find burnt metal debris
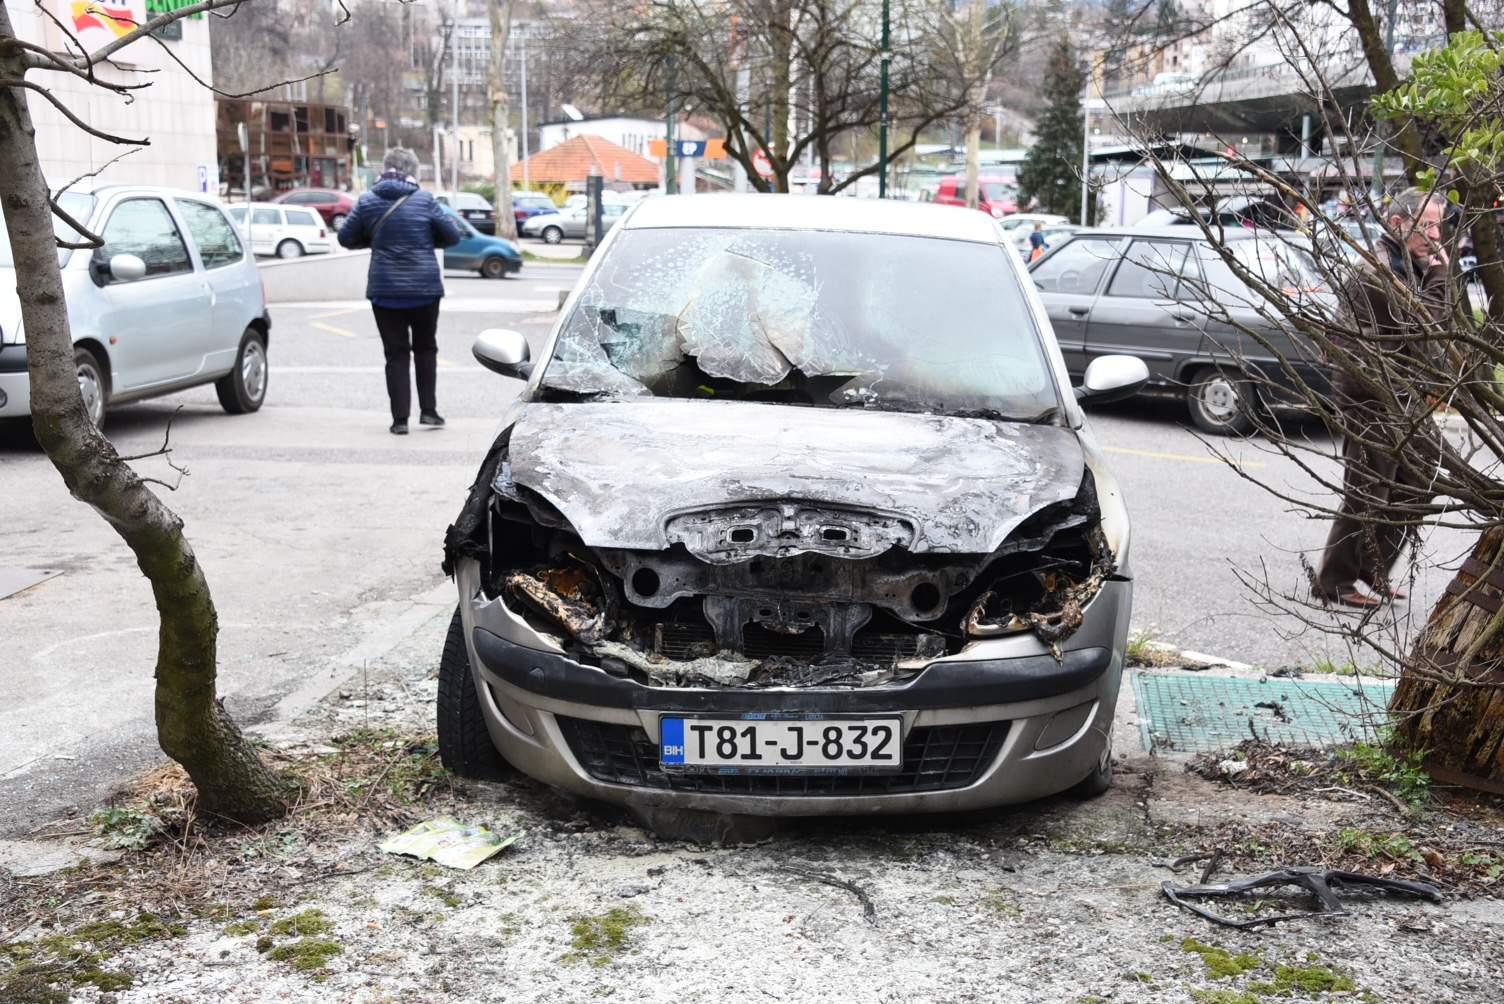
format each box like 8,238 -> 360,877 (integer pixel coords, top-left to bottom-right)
1161,865 -> 1444,929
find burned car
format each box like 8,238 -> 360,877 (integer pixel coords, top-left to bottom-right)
438,194 -> 1147,819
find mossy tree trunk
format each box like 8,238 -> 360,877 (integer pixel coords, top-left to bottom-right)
1391,525 -> 1504,792
0,7 -> 291,823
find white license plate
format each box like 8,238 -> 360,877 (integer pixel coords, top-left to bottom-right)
659,716 -> 902,773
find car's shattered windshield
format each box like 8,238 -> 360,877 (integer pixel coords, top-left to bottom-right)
539,227 -> 1060,420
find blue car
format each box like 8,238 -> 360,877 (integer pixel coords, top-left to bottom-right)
441,207 -> 523,279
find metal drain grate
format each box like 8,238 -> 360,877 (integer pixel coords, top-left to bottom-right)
1131,671 -> 1397,753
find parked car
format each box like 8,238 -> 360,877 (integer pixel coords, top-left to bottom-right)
512,192 -> 558,227
226,202 -> 332,258
997,212 -> 1070,234
521,203 -> 627,244
1015,223 -> 1081,260
272,188 -> 356,230
439,207 -> 523,279
437,193 -> 1146,822
436,192 -> 498,235
933,175 -> 1019,219
0,187 -> 271,429
1028,226 -> 1331,435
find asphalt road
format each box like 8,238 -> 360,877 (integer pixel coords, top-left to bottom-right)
0,261 -> 1471,831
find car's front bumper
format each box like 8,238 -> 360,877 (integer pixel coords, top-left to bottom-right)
454,559 -> 1131,816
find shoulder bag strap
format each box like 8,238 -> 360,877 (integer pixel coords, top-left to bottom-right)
369,193 -> 412,244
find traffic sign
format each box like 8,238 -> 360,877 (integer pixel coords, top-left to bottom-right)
752,148 -> 772,177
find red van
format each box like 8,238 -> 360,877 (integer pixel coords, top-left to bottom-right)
932,175 -> 1019,218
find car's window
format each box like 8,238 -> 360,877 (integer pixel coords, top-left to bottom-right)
98,198 -> 193,279
1030,237 -> 1120,295
980,182 -> 1015,202
1190,240 -> 1327,306
175,200 -> 243,269
227,206 -> 247,223
286,209 -> 320,227
251,208 -> 280,226
1106,240 -> 1192,299
0,192 -> 94,268
542,228 -> 1060,420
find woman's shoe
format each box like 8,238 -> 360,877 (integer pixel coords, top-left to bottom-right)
390,420 -> 409,435
419,410 -> 445,428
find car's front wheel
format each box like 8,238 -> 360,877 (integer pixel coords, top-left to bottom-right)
1186,367 -> 1254,436
541,226 -> 564,245
75,346 -> 107,429
481,256 -> 510,279
275,239 -> 303,259
437,609 -> 509,780
330,214 -> 347,230
1070,726 -> 1114,798
216,328 -> 268,414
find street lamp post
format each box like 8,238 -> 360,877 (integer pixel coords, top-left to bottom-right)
1080,85 -> 1091,226
1369,0 -> 1401,200
878,0 -> 890,198
520,32 -> 530,192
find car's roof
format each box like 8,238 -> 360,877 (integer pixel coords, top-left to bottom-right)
75,185 -> 225,200
1065,225 -> 1281,241
623,194 -> 1002,243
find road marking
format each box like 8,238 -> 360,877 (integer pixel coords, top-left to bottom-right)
1103,445 -> 1266,469
311,321 -> 356,338
310,307 -> 362,321
274,299 -> 558,313
274,365 -> 489,374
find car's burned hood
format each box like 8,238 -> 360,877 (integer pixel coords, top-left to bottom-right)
506,401 -> 1084,554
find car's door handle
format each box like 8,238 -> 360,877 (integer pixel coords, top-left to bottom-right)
1067,306 -> 1091,317
1168,309 -> 1195,323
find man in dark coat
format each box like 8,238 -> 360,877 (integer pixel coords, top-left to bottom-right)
1314,187 -> 1452,608
339,148 -> 463,435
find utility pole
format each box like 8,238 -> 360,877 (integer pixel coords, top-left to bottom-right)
520,31 -> 530,193
1080,82 -> 1091,226
878,0 -> 890,198
665,53 -> 677,195
1369,0 -> 1401,201
450,9 -> 460,194
489,0 -> 516,237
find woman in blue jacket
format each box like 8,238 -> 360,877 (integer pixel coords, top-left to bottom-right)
338,148 -> 463,435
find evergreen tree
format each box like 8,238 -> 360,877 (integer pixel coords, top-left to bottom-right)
1018,36 -> 1085,219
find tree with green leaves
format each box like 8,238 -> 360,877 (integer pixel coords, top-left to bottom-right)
1017,36 -> 1085,219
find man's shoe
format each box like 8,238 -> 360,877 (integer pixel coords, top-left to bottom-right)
1332,589 -> 1383,609
1371,582 -> 1408,601
390,421 -> 409,435
419,410 -> 445,428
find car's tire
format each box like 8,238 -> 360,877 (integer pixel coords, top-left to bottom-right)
215,327 -> 268,414
275,239 -> 303,259
1070,728 -> 1114,798
1186,367 -> 1254,436
481,256 -> 510,279
75,346 -> 108,430
330,214 -> 347,230
542,226 -> 564,245
437,608 -> 509,781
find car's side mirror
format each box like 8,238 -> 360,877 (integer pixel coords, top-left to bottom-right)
91,252 -> 147,286
473,328 -> 531,380
1076,354 -> 1149,404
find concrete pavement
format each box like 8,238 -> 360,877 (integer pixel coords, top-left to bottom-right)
0,262 -> 1472,832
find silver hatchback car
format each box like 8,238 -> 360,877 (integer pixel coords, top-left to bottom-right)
0,186 -> 270,428
438,194 -> 1145,824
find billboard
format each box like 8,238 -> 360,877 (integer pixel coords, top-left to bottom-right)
65,0 -> 147,53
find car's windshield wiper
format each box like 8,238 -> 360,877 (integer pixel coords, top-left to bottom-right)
948,405 -> 1061,425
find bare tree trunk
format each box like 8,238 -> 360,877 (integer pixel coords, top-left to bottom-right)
0,9 -> 290,824
769,0 -> 793,194
963,118 -> 982,209
1391,525 -> 1504,792
1347,0 -> 1424,182
489,0 -> 516,238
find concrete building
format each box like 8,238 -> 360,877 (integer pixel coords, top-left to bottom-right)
11,0 -> 219,193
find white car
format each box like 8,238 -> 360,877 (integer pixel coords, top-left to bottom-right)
0,186 -> 271,429
226,203 -> 332,258
997,212 -> 1070,233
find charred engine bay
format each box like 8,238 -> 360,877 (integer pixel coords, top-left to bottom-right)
478,464 -> 1113,689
